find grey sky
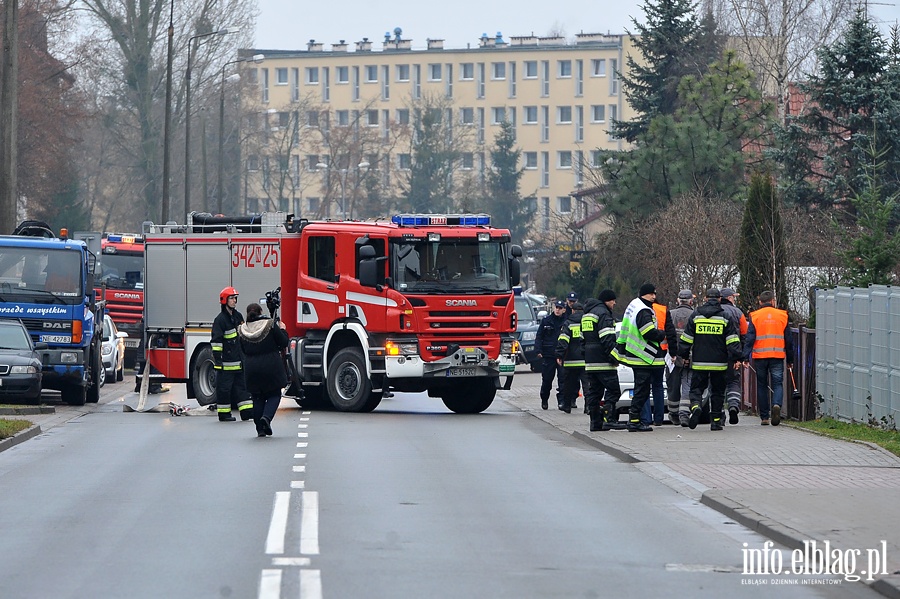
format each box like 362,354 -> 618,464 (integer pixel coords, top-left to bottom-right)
253,0 -> 900,51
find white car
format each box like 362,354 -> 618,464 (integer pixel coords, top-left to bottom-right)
100,314 -> 127,387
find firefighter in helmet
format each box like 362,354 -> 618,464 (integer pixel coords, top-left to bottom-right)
211,286 -> 253,421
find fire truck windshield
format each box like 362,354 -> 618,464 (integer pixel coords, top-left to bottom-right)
391,239 -> 510,293
0,247 -> 83,304
97,253 -> 143,289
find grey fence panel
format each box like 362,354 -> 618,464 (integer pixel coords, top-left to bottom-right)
816,284 -> 900,424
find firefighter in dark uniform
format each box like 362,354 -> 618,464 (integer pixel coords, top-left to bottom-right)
582,289 -> 624,431
555,302 -> 586,413
677,288 -> 743,431
667,290 -> 695,426
535,300 -> 567,410
212,286 -> 253,421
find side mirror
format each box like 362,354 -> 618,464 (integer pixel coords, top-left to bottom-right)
359,245 -> 376,259
359,260 -> 379,288
510,244 -> 523,257
509,257 -> 521,287
537,310 -> 548,320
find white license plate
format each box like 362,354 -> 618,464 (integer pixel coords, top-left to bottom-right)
446,367 -> 476,377
124,339 -> 140,348
41,335 -> 70,343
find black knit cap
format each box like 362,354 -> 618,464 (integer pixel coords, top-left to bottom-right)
639,283 -> 656,296
599,289 -> 616,302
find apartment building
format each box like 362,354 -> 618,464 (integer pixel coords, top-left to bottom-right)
237,31 -> 637,241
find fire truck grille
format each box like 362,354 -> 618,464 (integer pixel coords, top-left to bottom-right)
429,321 -> 492,329
428,311 -> 492,318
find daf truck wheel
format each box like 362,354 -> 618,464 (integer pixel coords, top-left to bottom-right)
326,347 -> 372,412
86,347 -> 102,403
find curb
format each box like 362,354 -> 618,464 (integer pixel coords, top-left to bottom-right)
0,424 -> 42,453
0,406 -> 56,416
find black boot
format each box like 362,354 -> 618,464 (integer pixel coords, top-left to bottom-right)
589,407 -> 604,431
218,412 -> 236,422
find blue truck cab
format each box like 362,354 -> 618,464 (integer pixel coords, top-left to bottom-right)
0,224 -> 102,405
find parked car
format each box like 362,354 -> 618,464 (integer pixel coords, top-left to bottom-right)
514,288 -> 546,371
100,314 -> 127,386
0,319 -> 45,402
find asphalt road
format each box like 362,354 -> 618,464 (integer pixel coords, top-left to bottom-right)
0,373 -> 878,598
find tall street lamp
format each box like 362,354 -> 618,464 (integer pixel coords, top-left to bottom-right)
184,26 -> 238,222
218,53 -> 264,214
316,161 -> 370,220
161,0 -> 175,223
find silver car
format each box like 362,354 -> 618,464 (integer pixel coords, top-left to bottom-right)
100,314 -> 127,386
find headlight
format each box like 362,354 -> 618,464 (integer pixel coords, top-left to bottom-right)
60,352 -> 78,364
521,331 -> 536,342
501,339 -> 518,354
102,344 -> 112,356
385,341 -> 419,356
10,365 -> 38,374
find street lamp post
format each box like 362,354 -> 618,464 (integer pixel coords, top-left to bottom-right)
184,27 -> 238,222
217,53 -> 263,214
316,161 -> 369,220
161,0 -> 175,223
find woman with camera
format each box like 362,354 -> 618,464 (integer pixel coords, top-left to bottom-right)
237,301 -> 289,437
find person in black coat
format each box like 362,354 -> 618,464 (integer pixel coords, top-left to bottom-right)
238,302 -> 290,437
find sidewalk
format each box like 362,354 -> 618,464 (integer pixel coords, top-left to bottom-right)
500,371 -> 900,598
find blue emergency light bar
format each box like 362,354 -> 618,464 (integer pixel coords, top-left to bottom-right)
106,233 -> 144,244
391,214 -> 491,227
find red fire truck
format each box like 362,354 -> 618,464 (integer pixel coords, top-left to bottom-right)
97,233 -> 144,366
143,212 -> 522,413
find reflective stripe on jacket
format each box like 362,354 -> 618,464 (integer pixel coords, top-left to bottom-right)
581,298 -> 617,371
612,297 -> 665,367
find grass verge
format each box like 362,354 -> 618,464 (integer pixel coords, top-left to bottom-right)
791,417 -> 900,458
0,418 -> 33,440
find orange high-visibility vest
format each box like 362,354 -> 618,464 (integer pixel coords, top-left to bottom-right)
653,303 -> 668,352
749,306 -> 788,359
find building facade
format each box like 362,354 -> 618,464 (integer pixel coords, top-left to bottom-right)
237,32 -> 637,243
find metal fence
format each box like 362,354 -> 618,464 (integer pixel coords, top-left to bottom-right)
815,285 -> 900,424
739,326 -> 817,421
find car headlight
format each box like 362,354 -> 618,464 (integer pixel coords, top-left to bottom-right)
102,344 -> 112,356
521,331 -> 536,342
10,365 -> 38,374
385,341 -> 419,356
501,339 -> 519,354
60,352 -> 78,364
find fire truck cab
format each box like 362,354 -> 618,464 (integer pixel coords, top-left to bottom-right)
143,212 -> 522,414
97,233 -> 144,365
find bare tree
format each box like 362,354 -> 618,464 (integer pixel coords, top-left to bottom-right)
707,0 -> 855,122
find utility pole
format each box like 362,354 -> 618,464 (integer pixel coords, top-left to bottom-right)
0,0 -> 19,232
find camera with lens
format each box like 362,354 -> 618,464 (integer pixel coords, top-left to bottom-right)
265,286 -> 282,319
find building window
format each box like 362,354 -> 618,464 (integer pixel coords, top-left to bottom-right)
277,111 -> 289,128
591,105 -> 606,122
290,68 -> 299,101
247,68 -> 258,85
610,59 -> 619,95
396,108 -> 410,125
591,59 -> 606,77
491,62 -> 505,80
491,107 -> 506,124
460,107 -> 474,125
524,60 -> 538,79
558,151 -> 572,169
541,197 -> 550,231
541,152 -> 549,187
305,67 -> 319,84
460,62 -> 474,80
307,197 -> 320,215
541,106 -> 549,142
575,106 -> 583,142
524,151 -> 537,169
396,64 -> 410,81
477,107 -> 485,143
306,111 -> 319,127
352,66 -> 360,100
276,68 -> 288,85
558,196 -> 572,213
428,63 -> 442,81
382,65 -> 390,100
365,65 -> 377,82
336,110 -> 350,126
540,61 -> 549,97
461,153 -> 474,169
261,68 -> 269,103
523,106 -> 538,124
337,66 -> 349,83
591,149 -> 602,167
477,63 -> 485,98
367,110 -> 379,126
247,155 -> 259,171
291,155 -> 300,186
307,155 -> 319,171
398,153 -> 411,169
557,105 -> 572,124
557,60 -> 572,78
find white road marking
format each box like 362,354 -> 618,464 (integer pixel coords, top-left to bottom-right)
291,480 -> 305,489
302,411 -> 311,415
272,557 -> 311,566
265,492 -> 290,555
300,569 -> 322,599
297,442 -> 308,448
300,491 -> 320,555
300,417 -> 310,421
258,569 -> 282,599
298,424 -> 308,429
298,432 -> 308,438
293,465 -> 306,473
294,454 -> 307,459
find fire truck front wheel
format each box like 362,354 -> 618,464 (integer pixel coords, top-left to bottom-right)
326,347 -> 374,412
441,380 -> 496,414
